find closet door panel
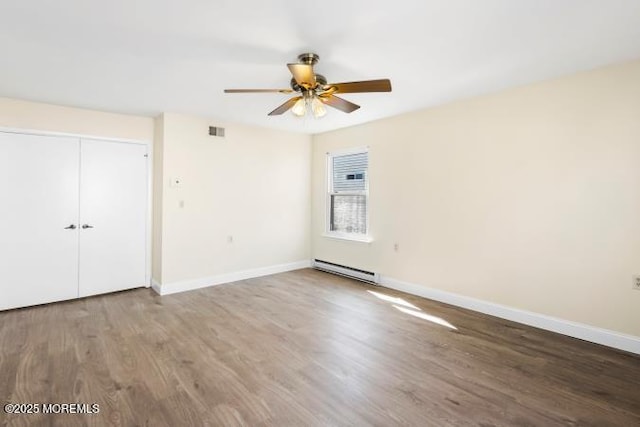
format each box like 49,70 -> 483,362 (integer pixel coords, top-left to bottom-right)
0,132 -> 80,310
79,139 -> 147,297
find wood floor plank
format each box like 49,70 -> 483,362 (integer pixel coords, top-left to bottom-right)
1,268 -> 639,426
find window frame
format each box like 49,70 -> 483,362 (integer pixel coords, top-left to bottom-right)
324,147 -> 372,243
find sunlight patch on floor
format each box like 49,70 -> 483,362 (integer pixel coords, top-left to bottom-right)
393,305 -> 458,330
367,290 -> 420,310
366,289 -> 457,330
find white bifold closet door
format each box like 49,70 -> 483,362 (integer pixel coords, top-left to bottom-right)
79,139 -> 148,298
0,133 -> 80,310
0,132 -> 148,311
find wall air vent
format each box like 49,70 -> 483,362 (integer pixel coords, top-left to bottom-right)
209,126 -> 225,137
313,259 -> 379,284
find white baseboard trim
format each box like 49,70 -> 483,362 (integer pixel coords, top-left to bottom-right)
152,260 -> 312,296
379,275 -> 640,355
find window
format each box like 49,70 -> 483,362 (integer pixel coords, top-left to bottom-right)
327,149 -> 369,240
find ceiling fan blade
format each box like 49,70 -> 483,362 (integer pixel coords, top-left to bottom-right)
326,79 -> 391,94
268,96 -> 303,116
287,63 -> 316,89
224,88 -> 293,94
320,95 -> 361,113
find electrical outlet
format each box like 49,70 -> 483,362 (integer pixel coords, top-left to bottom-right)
393,243 -> 399,252
633,275 -> 640,291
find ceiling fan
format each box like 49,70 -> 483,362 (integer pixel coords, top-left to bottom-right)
224,53 -> 392,118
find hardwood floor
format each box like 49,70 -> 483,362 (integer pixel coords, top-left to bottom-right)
1,268 -> 639,426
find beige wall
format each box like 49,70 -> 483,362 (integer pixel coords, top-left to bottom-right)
155,113 -> 311,285
312,60 -> 640,337
0,97 -> 153,142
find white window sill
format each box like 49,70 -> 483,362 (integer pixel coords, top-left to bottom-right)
322,233 -> 373,243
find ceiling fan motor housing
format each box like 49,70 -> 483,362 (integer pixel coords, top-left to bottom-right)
290,74 -> 326,93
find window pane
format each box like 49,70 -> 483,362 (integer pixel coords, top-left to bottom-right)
330,195 -> 367,234
332,152 -> 368,192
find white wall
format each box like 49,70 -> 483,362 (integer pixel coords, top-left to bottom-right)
312,59 -> 640,337
154,113 -> 311,287
0,97 -> 153,141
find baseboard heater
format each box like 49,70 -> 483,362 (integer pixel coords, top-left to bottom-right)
313,259 -> 380,284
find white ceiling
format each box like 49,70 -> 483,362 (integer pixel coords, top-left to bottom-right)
1,1 -> 640,134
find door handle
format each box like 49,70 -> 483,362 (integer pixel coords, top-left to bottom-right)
81,224 -> 94,229
64,224 -> 77,230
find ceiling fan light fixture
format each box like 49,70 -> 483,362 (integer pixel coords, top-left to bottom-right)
291,98 -> 306,117
311,96 -> 327,118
